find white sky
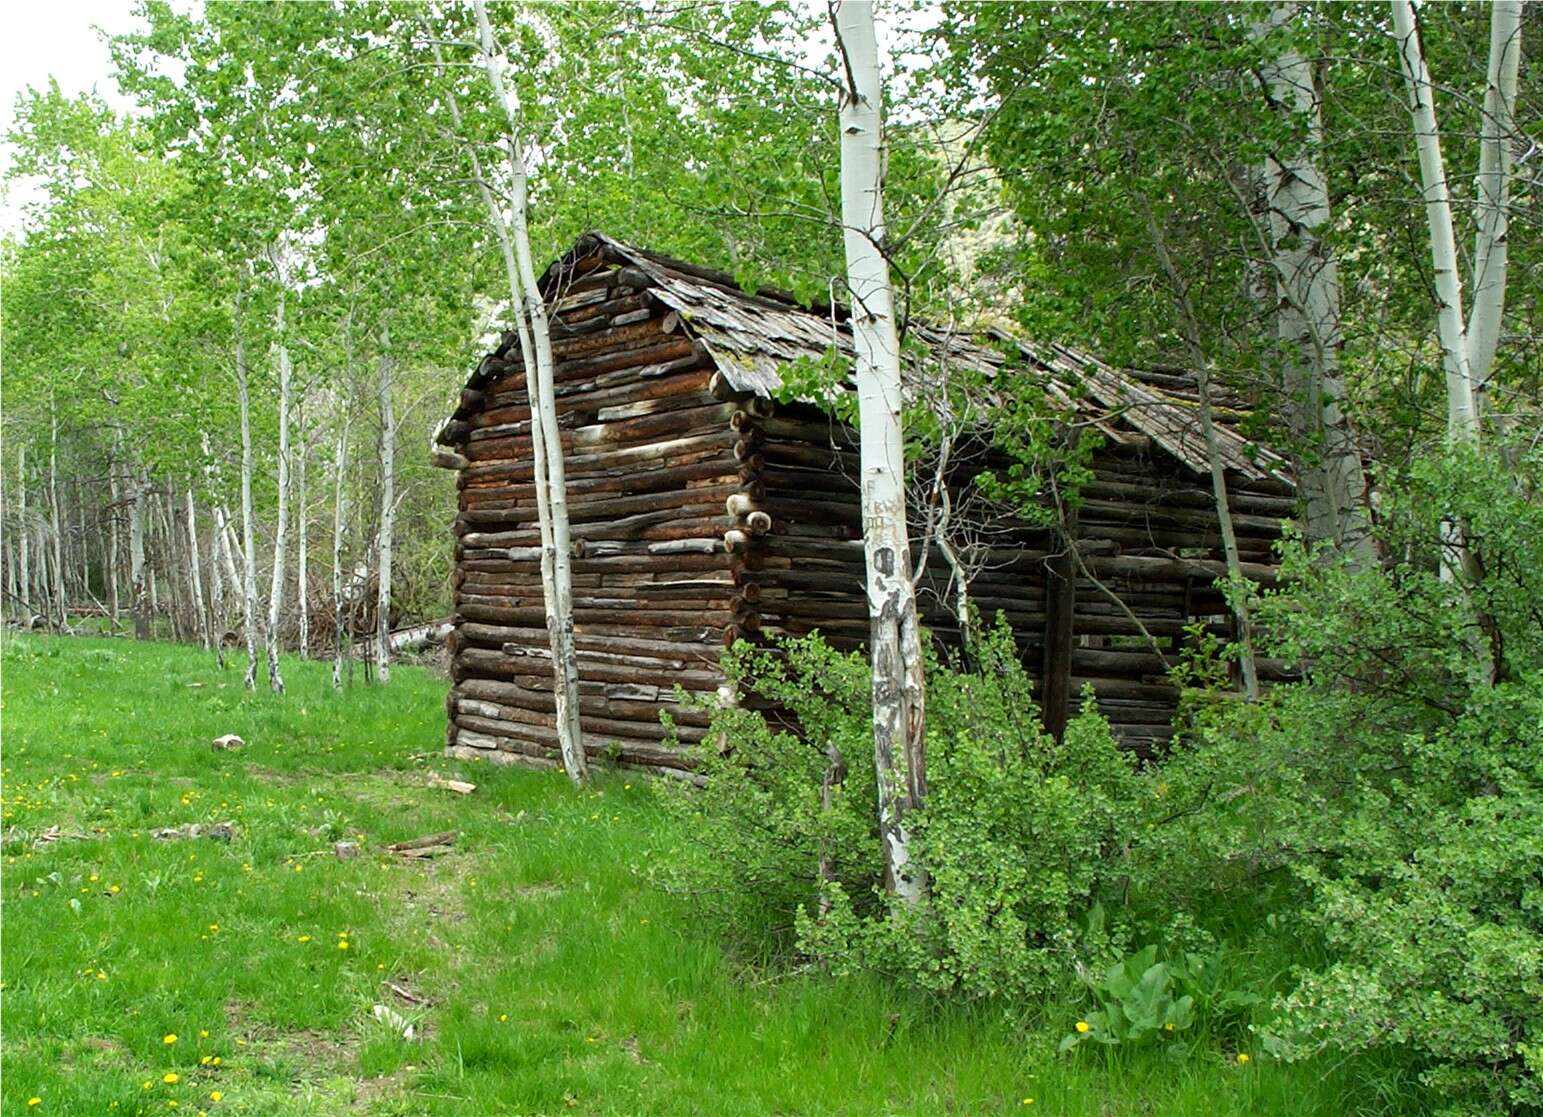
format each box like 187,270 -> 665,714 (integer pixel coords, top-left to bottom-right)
1,0 -> 142,235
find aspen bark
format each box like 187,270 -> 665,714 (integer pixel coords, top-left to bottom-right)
186,489 -> 209,650
1258,2 -> 1373,561
1468,0 -> 1523,398
376,324 -> 396,685
1148,208 -> 1261,699
296,411 -> 309,657
265,283 -> 291,694
209,510 -> 227,669
834,0 -> 927,906
1390,0 -> 1478,443
48,397 -> 65,625
129,476 -> 149,640
17,446 -> 29,618
332,397 -> 351,691
236,288 -> 261,690
464,11 -> 588,784
106,443 -> 119,626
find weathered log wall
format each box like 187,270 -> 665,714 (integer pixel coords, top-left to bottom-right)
437,239 -> 1294,775
441,260 -> 741,780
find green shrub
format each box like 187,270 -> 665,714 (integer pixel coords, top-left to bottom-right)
1139,445 -> 1543,1115
655,623 -> 1142,1000
1058,944 -> 1195,1051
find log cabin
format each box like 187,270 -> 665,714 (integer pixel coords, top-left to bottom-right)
432,232 -> 1296,780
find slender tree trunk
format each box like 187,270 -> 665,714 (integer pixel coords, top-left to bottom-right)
236,288 -> 261,689
17,446 -> 29,619
332,394 -> 352,691
375,324 -> 396,685
107,436 -> 121,627
186,489 -> 209,650
463,12 -> 588,783
1391,0 -> 1479,443
834,0 -> 927,906
209,508 -> 227,669
265,284 -> 292,693
48,396 -> 65,625
1468,0 -> 1523,402
214,507 -> 240,598
129,476 -> 149,640
296,411 -> 309,658
1258,2 -> 1373,562
1147,206 -> 1261,700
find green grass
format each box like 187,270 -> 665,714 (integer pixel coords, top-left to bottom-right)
2,634 -> 1420,1116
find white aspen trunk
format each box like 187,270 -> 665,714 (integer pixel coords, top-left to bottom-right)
186,489 -> 209,650
1467,0 -> 1523,398
296,410 -> 309,657
48,397 -> 65,625
129,476 -> 148,640
236,289 -> 261,689
1391,0 -> 1478,443
834,0 -> 927,906
17,446 -> 29,619
1148,208 -> 1261,699
332,397 -> 351,691
209,508 -> 227,669
265,283 -> 291,693
464,12 -> 589,784
1258,2 -> 1373,562
106,443 -> 120,627
215,509 -> 241,595
1196,367 -> 1261,701
375,324 -> 396,685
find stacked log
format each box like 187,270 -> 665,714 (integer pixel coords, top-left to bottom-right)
439,263 -> 734,778
436,239 -> 1294,774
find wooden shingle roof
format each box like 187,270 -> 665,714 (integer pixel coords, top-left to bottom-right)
457,232 -> 1293,487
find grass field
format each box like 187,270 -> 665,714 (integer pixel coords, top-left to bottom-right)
1,635 -> 1419,1115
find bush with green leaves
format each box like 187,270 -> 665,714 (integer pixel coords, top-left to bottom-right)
1059,943 -> 1196,1052
654,623 -> 1142,1000
1137,445 -> 1543,1115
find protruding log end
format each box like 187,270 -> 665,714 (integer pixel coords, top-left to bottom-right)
725,492 -> 760,518
723,529 -> 750,553
745,510 -> 772,535
431,450 -> 468,471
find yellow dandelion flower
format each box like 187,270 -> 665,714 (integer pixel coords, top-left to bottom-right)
297,935 -> 311,943
1236,1053 -> 1250,1064
163,1034 -> 178,1045
209,1091 -> 222,1102
163,1073 -> 179,1084
1075,1021 -> 1089,1034
89,873 -> 99,882
109,884 -> 121,894
1022,1100 -> 1034,1107
211,1057 -> 221,1066
199,1029 -> 209,1039
1164,1023 -> 1175,1032
143,1082 -> 154,1091
498,1013 -> 509,1023
337,940 -> 349,951
207,924 -> 218,933
28,1099 -> 42,1108
200,1056 -> 211,1066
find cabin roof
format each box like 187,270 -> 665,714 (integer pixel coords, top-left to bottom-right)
458,231 -> 1293,486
